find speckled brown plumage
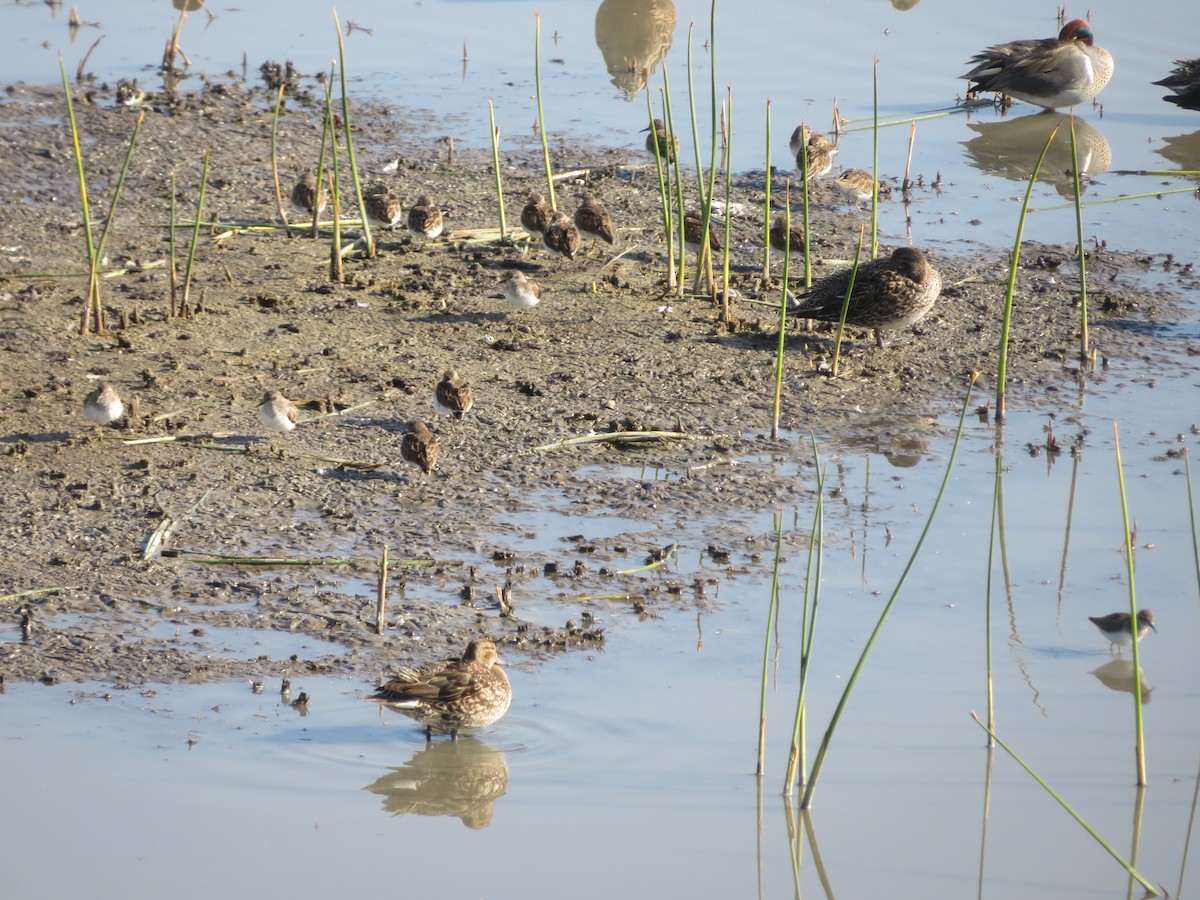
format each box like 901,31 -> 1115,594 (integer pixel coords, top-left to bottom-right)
768,215 -> 805,256
574,194 -> 615,247
291,173 -> 326,216
520,192 -> 553,241
407,194 -> 444,240
543,209 -> 580,260
644,117 -> 678,163
433,369 -> 473,421
400,420 -> 440,475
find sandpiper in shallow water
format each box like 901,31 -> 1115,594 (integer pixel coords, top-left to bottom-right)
504,271 -> 542,310
407,194 -> 444,241
259,390 -> 299,433
400,420 -> 439,475
1089,610 -> 1156,653
789,246 -> 942,348
433,370 -> 473,422
368,639 -> 512,739
962,19 -> 1114,109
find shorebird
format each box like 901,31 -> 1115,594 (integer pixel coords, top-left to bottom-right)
683,209 -> 722,257
368,639 -> 512,740
1089,610 -> 1157,654
962,19 -> 1114,109
789,246 -> 942,348
83,381 -> 124,435
835,168 -> 881,210
543,209 -> 581,261
788,123 -> 812,159
364,189 -> 403,230
1154,58 -> 1200,110
259,390 -> 299,433
407,194 -> 444,242
796,132 -> 837,181
400,420 -> 439,475
291,173 -> 326,217
574,194 -> 615,252
433,369 -> 473,422
643,117 -> 679,164
520,192 -> 553,243
504,271 -> 542,310
768,215 -> 805,259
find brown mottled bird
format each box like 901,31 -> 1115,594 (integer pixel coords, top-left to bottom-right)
643,117 -> 678,164
574,193 -> 615,251
796,131 -> 837,181
291,172 -> 327,217
407,194 -> 444,241
683,209 -> 722,257
433,369 -> 473,422
368,639 -> 513,739
520,192 -> 553,243
259,390 -> 299,433
789,247 -> 942,348
364,189 -> 403,229
400,420 -> 440,475
82,381 -> 124,435
768,215 -> 805,258
543,209 -> 580,261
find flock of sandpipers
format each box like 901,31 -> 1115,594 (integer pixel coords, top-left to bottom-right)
80,17 -> 1175,738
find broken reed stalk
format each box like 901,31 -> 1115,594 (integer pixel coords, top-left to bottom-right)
533,13 -> 556,210
647,89 -> 675,289
784,446 -> 826,793
870,57 -> 880,259
168,172 -> 178,316
270,84 -> 291,237
1068,114 -> 1089,362
770,178 -> 791,440
375,546 -> 388,634
830,225 -> 866,377
996,122 -> 1059,420
970,712 -> 1160,894
60,54 -> 101,335
0,587 -> 73,604
757,509 -> 787,778
332,8 -> 373,257
181,146 -> 211,318
800,372 -> 977,810
533,430 -> 695,452
1113,423 -> 1149,786
720,85 -> 733,319
488,100 -> 507,237
762,99 -> 772,281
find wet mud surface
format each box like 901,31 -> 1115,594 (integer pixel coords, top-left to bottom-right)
0,77 -> 1189,686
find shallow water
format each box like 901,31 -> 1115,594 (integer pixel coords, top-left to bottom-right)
4,1 -> 1200,897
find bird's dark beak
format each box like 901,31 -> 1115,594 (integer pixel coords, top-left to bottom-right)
1148,621 -> 1158,632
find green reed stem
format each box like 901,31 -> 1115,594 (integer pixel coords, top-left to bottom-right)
840,110 -> 951,132
983,438 -> 1001,743
830,225 -> 865,377
757,509 -> 786,777
311,68 -> 334,238
647,90 -> 675,288
800,123 -> 812,288
1068,114 -> 1089,362
763,99 -> 772,281
168,172 -> 178,316
533,13 -> 556,210
332,8 -> 373,257
870,57 -> 879,258
721,86 -> 732,318
181,147 -> 210,316
770,178 -> 792,440
785,449 -> 825,794
684,21 -> 715,294
488,100 -> 507,237
1113,423 -> 1148,786
995,122 -> 1059,420
60,54 -> 100,335
970,712 -> 1160,894
270,84 -> 290,237
801,373 -> 977,810
1031,186 -> 1196,212
661,66 -> 686,293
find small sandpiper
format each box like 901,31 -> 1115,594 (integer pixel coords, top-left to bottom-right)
364,189 -> 403,230
259,390 -> 299,433
291,173 -> 326,217
835,168 -> 882,210
504,271 -> 542,310
768,215 -> 805,258
574,194 -> 615,252
367,639 -> 512,740
789,246 -> 942,348
520,192 -> 553,244
433,370 -> 473,422
788,124 -> 812,159
643,117 -> 679,164
796,132 -> 837,181
683,209 -> 723,258
1089,610 -> 1156,654
543,209 -> 581,261
407,194 -> 444,242
401,420 -> 439,475
83,381 -> 124,436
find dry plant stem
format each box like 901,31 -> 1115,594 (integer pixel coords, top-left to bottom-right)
969,713 -> 1160,895
830,225 -> 865,377
533,430 -> 696,452
270,84 -> 291,238
332,8 -> 373,257
533,13 -> 556,210
1113,423 -> 1148,786
60,54 -> 100,335
996,122 -> 1059,419
488,100 -> 507,237
0,587 -> 73,604
762,99 -> 772,281
757,510 -> 787,778
168,172 -> 178,317
1068,114 -> 1089,361
325,75 -> 344,283
375,546 -> 388,635
181,146 -> 211,318
801,373 -> 977,810
799,121 -> 812,288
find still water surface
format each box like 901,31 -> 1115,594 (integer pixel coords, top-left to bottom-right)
3,0 -> 1200,897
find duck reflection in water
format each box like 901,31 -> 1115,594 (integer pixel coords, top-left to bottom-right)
594,0 -> 676,100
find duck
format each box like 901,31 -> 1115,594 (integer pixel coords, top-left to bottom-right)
1154,58 -> 1200,111
962,19 -> 1114,109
